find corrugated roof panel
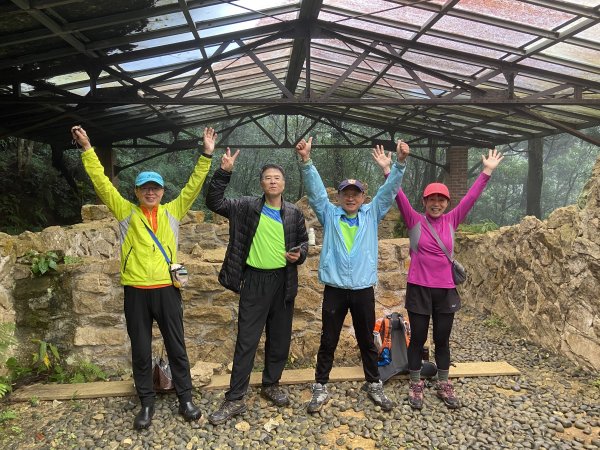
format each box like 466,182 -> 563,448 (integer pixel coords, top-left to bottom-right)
432,15 -> 536,48
455,0 -> 575,28
541,42 -> 600,68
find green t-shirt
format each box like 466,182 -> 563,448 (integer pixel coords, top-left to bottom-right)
246,204 -> 286,269
339,214 -> 359,253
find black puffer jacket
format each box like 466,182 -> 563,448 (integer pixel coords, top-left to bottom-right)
206,168 -> 308,302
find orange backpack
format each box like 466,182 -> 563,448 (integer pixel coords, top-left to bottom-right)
373,317 -> 392,366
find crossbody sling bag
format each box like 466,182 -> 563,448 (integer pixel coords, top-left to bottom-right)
141,221 -> 189,288
424,217 -> 467,285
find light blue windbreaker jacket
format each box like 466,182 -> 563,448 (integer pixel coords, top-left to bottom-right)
302,160 -> 406,289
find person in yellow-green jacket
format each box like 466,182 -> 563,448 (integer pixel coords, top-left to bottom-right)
71,125 -> 215,430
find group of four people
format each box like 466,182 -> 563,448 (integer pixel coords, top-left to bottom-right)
71,125 -> 503,430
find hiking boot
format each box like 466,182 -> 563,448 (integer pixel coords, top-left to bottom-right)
362,380 -> 395,411
306,383 -> 329,413
178,401 -> 202,422
133,405 -> 155,430
261,384 -> 290,407
408,380 -> 425,410
207,399 -> 247,425
435,381 -> 460,409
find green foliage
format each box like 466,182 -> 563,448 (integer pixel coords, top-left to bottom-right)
67,359 -> 107,383
0,410 -> 17,423
63,255 -> 83,265
18,250 -> 82,276
0,324 -> 16,399
4,340 -> 107,391
23,250 -> 60,276
0,323 -> 16,360
31,339 -> 60,373
5,357 -> 32,380
482,315 -> 508,329
0,380 -> 11,398
29,396 -> 40,407
591,378 -> 600,390
2,123 -> 598,234
0,138 -> 86,234
458,220 -> 499,234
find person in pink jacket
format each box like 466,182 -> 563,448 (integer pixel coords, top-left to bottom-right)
373,146 -> 503,410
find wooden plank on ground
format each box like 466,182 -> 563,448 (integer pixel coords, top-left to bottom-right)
204,361 -> 520,390
9,361 -> 519,401
10,380 -> 136,402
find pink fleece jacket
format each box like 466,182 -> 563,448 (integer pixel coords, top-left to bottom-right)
395,173 -> 491,288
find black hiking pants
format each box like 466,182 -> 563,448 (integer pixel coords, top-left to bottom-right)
226,266 -> 293,401
407,310 -> 455,372
315,285 -> 380,384
124,285 -> 193,407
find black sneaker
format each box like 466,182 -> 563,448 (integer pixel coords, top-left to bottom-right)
261,384 -> 290,407
306,383 -> 329,413
207,399 -> 247,425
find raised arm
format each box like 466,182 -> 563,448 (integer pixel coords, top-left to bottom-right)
296,137 -> 332,224
72,125 -> 131,219
482,148 -> 504,175
372,141 -> 419,228
369,140 -> 409,221
449,148 -> 504,226
167,127 -> 217,218
205,147 -> 241,218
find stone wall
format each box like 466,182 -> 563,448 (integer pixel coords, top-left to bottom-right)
456,156 -> 600,371
1,170 -> 599,373
0,196 -> 407,373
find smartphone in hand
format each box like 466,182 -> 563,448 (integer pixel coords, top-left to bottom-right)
288,242 -> 307,253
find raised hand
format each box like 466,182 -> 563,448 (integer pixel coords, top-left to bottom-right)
482,148 -> 504,175
371,145 -> 392,174
220,147 -> 240,172
70,125 -> 92,151
203,127 -> 217,155
295,137 -> 313,162
396,139 -> 410,163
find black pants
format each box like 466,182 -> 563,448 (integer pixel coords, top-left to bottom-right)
226,267 -> 293,401
407,311 -> 455,371
315,285 -> 380,384
124,285 -> 193,407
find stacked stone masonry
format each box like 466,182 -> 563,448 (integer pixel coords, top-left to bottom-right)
0,170 -> 598,373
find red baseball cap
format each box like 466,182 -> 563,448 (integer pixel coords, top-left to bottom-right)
423,182 -> 450,200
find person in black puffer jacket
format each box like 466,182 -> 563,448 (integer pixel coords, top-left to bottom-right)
206,147 -> 308,426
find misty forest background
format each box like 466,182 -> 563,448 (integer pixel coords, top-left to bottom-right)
1,115 -> 599,235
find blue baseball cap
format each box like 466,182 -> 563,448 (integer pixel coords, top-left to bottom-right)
338,179 -> 365,193
135,171 -> 164,187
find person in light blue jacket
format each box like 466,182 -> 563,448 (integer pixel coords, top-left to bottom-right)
295,137 -> 409,414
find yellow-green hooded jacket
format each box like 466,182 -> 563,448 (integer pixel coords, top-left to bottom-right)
82,148 -> 211,286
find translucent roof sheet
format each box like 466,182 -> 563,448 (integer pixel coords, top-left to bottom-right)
0,0 -> 599,149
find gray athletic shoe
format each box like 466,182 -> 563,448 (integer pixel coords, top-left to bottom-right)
362,380 -> 395,411
306,383 -> 329,413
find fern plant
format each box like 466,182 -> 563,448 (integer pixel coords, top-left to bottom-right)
68,359 -> 107,383
0,323 -> 16,399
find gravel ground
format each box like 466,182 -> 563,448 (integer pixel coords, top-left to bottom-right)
1,307 -> 599,450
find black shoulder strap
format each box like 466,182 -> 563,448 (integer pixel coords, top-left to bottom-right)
389,312 -> 401,330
